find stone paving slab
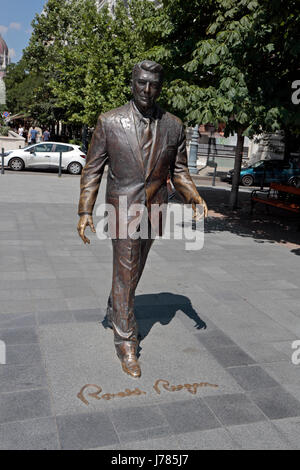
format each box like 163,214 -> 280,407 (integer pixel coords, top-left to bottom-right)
0,417 -> 60,450
203,393 -> 267,427
225,421 -> 294,450
0,174 -> 299,449
272,417 -> 300,450
0,389 -> 52,425
175,428 -> 238,450
0,362 -> 48,394
56,411 -> 119,450
248,387 -> 300,420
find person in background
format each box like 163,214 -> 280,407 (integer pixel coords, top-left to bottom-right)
29,126 -> 38,144
43,129 -> 50,142
18,125 -> 24,137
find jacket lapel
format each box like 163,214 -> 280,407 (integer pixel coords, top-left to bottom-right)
120,104 -> 145,175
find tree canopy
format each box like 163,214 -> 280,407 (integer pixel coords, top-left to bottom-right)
4,0 -> 300,207
140,0 -> 300,206
5,0 -> 300,134
18,0 -> 160,126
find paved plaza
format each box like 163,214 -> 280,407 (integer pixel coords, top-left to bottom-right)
0,172 -> 299,450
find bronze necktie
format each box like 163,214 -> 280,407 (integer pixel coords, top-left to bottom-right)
140,117 -> 153,166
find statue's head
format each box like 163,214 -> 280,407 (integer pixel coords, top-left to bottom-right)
131,60 -> 164,114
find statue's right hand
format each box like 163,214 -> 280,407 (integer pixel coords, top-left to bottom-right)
77,214 -> 96,245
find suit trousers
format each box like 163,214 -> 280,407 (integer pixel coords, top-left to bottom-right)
107,235 -> 154,359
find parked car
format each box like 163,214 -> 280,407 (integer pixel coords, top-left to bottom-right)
226,160 -> 300,187
3,142 -> 86,175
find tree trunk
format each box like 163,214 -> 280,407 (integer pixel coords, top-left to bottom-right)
82,124 -> 88,153
229,127 -> 245,210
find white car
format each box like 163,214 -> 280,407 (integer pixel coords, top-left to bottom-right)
3,142 -> 87,175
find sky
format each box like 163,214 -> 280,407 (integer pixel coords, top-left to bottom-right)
0,0 -> 46,63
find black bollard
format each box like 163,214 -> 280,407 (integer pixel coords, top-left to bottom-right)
1,148 -> 4,175
260,164 -> 266,190
212,162 -> 217,187
58,151 -> 62,177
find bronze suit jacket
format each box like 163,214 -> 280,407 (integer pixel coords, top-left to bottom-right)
78,101 -> 201,237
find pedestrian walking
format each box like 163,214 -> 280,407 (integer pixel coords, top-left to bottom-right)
29,126 -> 38,144
43,129 -> 50,141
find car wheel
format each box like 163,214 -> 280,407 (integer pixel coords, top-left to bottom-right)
9,157 -> 25,171
241,175 -> 254,186
288,177 -> 300,188
67,162 -> 82,175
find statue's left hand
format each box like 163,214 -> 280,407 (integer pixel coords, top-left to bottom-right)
77,214 -> 96,244
192,197 -> 208,220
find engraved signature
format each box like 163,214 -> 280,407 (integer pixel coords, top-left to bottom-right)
77,384 -> 146,405
77,379 -> 218,406
153,379 -> 218,395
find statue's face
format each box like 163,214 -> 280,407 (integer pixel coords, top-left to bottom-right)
132,69 -> 162,113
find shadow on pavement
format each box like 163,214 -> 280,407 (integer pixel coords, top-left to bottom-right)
102,292 -> 207,359
196,186 -> 300,255
134,292 -> 207,358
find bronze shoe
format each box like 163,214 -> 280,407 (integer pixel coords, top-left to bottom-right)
121,354 -> 141,378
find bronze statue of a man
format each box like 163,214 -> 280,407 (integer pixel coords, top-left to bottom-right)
77,60 -> 207,378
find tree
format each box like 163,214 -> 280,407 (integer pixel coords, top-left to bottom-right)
23,0 -> 98,129
80,0 -> 153,125
8,0 -> 300,209
4,60 -> 41,116
138,0 -> 300,208
0,111 -> 10,136
23,0 -> 158,128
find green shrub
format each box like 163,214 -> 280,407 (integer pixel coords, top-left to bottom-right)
68,138 -> 82,146
0,126 -> 10,137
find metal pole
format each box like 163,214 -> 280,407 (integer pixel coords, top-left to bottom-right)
229,128 -> 245,209
212,163 -> 217,187
260,164 -> 266,190
82,124 -> 88,154
1,148 -> 4,175
58,151 -> 62,177
188,125 -> 199,174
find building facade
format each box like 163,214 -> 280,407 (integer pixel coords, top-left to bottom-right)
0,34 -> 10,105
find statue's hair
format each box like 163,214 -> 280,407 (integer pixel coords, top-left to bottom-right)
132,60 -> 164,83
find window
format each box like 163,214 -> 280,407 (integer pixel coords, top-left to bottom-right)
252,161 -> 263,168
53,144 -> 73,153
34,144 -> 53,152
